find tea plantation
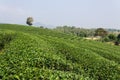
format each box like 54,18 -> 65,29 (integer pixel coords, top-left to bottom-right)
0,24 -> 120,80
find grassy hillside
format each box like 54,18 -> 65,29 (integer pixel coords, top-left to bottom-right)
0,24 -> 120,80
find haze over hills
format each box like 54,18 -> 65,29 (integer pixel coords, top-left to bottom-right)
1,1 -> 120,29
34,22 -> 54,28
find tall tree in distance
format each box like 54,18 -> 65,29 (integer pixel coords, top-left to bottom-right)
26,17 -> 34,26
94,28 -> 108,37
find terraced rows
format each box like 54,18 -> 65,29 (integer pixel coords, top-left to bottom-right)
0,24 -> 120,80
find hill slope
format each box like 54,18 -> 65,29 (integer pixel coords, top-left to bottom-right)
0,24 -> 120,80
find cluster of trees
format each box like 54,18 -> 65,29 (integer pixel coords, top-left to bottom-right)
94,28 -> 108,37
103,33 -> 120,45
54,26 -> 120,45
92,28 -> 120,45
54,26 -> 95,37
54,26 -> 111,38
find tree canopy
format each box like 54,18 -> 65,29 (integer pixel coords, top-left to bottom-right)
26,17 -> 34,26
94,28 -> 108,37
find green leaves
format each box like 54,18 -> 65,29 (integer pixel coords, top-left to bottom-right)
0,24 -> 120,79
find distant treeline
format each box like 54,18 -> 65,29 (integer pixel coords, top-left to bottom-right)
53,26 -> 120,45
53,26 -> 120,37
53,26 -> 95,37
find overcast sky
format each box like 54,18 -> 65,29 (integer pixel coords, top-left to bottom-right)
0,0 -> 120,28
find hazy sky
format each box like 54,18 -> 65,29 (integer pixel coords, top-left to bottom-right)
0,0 -> 120,28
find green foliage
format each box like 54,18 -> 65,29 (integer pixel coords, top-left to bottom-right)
102,34 -> 117,42
54,26 -> 95,37
117,34 -> 120,41
0,31 -> 15,50
0,24 -> 120,79
102,36 -> 110,42
26,17 -> 33,26
95,28 -> 108,37
108,34 -> 117,41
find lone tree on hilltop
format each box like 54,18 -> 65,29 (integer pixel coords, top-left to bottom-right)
26,17 -> 33,26
94,28 -> 108,37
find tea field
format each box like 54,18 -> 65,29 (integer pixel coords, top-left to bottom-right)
0,24 -> 120,80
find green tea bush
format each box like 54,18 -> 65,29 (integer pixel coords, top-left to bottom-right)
0,24 -> 120,79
